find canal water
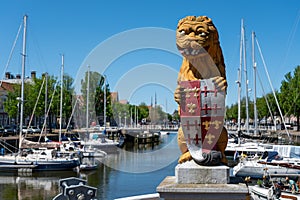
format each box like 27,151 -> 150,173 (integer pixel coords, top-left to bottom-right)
0,132 -> 180,200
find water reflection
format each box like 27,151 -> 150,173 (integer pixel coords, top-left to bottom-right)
102,132 -> 179,173
0,170 -> 78,200
90,132 -> 179,199
0,133 -> 179,200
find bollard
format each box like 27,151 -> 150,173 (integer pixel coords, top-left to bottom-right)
53,177 -> 97,200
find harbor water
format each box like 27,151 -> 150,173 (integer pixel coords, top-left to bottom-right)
0,132 -> 180,200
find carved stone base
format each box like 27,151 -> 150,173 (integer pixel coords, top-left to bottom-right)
157,176 -> 249,200
156,160 -> 250,199
175,160 -> 230,184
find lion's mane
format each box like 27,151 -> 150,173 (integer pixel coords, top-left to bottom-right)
176,16 -> 226,83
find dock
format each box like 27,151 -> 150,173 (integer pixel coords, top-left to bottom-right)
135,132 -> 160,147
0,164 -> 37,174
119,128 -> 161,148
0,164 -> 37,169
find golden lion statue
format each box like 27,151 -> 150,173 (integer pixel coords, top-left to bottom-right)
174,16 -> 228,165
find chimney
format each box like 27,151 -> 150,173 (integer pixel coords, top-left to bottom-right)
16,74 -> 21,79
5,72 -> 11,79
31,71 -> 36,79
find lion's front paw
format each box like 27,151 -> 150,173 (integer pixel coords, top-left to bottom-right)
174,85 -> 182,105
178,151 -> 192,164
212,76 -> 227,92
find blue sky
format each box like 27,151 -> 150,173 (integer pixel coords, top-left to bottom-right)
0,0 -> 299,113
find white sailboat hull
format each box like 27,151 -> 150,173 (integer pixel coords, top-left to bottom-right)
0,149 -> 80,171
233,159 -> 300,179
250,185 -> 300,200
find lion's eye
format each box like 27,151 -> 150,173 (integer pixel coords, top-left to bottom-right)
179,30 -> 185,35
199,32 -> 206,37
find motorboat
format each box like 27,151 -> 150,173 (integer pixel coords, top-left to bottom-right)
233,151 -> 300,179
79,132 -> 119,154
250,175 -> 300,200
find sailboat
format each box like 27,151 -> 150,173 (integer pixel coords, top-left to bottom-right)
226,19 -> 256,160
230,22 -> 300,179
0,15 -> 80,172
230,19 -> 291,140
225,20 -> 275,164
78,67 -> 119,154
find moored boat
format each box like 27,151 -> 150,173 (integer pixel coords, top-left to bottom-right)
250,184 -> 300,200
0,15 -> 80,172
79,132 -> 119,153
250,175 -> 300,200
233,151 -> 300,179
0,148 -> 80,171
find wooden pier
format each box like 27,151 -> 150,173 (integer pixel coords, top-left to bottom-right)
135,133 -> 160,147
121,129 -> 161,148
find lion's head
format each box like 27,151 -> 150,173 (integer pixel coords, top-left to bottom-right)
176,16 -> 219,58
176,16 -> 225,79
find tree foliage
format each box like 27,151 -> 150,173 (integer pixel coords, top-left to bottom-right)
4,73 -> 74,127
226,65 -> 300,130
80,71 -> 113,126
279,65 -> 300,130
4,84 -> 20,119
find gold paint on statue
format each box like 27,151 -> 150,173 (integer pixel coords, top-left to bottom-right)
174,16 -> 228,164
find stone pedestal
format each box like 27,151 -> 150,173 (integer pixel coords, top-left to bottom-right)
176,160 -> 229,184
157,176 -> 249,200
157,160 -> 249,200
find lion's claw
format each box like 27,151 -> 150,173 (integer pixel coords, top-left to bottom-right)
174,85 -> 182,105
212,76 -> 227,92
178,151 -> 192,164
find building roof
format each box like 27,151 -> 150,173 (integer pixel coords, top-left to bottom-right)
119,99 -> 128,104
0,81 -> 14,92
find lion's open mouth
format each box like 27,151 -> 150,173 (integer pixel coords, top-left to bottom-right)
177,46 -> 208,56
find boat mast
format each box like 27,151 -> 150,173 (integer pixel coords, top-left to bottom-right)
252,31 -> 258,135
66,97 -> 79,131
59,54 -> 64,142
130,108 -> 133,127
135,106 -> 137,128
236,19 -> 243,135
242,19 -> 250,134
86,66 -> 90,131
103,75 -> 106,128
44,72 -> 48,134
19,15 -> 27,150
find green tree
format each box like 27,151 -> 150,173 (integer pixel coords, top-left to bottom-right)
112,102 -> 128,126
280,65 -> 300,130
43,75 -> 59,129
63,74 -> 75,127
138,102 -> 149,120
4,84 -> 20,121
167,113 -> 173,122
95,75 -> 112,126
51,74 -> 74,128
26,74 -> 57,127
256,95 -> 269,120
81,71 -> 112,126
225,104 -> 238,121
172,110 -> 179,122
3,74 -> 62,128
